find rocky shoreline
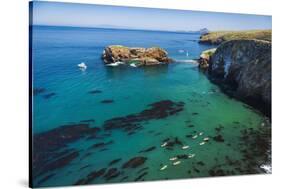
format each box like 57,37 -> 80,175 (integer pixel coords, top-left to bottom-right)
198,39 -> 271,117
101,36 -> 271,117
102,45 -> 173,67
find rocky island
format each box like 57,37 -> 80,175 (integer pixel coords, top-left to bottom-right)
102,45 -> 173,67
197,30 -> 272,116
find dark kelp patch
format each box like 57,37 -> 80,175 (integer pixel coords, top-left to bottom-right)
109,158 -> 122,166
120,176 -> 129,182
176,154 -> 189,159
137,167 -> 149,174
104,168 -> 121,181
134,172 -> 148,181
43,92 -> 56,99
37,173 -> 56,186
215,125 -> 224,132
213,135 -> 225,142
103,100 -> 184,133
238,124 -> 271,174
33,87 -> 46,96
80,152 -> 93,160
161,137 -> 183,149
88,90 -> 102,94
139,146 -> 156,153
207,122 -> 271,177
79,165 -> 91,171
101,99 -> 114,104
74,168 -> 107,185
80,119 -> 95,123
33,124 -> 101,177
89,140 -> 113,150
37,151 -> 79,177
122,157 -> 147,169
197,161 -> 205,166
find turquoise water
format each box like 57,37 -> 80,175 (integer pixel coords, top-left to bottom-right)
32,26 -> 270,187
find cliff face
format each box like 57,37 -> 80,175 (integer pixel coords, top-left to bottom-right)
198,48 -> 216,70
208,39 -> 271,115
102,45 -> 173,66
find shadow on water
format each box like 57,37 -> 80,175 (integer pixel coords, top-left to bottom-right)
142,64 -> 169,76
104,64 -> 169,80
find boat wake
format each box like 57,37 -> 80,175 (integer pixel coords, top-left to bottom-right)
78,62 -> 87,70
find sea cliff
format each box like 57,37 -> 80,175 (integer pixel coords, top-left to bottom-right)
199,39 -> 271,116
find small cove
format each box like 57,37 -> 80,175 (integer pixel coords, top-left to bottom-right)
32,26 -> 271,187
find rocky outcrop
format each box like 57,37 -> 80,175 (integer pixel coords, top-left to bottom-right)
207,39 -> 271,116
198,48 -> 216,70
102,45 -> 173,66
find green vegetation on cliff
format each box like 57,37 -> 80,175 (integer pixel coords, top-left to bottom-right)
199,30 -> 271,45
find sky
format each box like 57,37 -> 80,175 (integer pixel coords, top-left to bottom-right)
31,1 -> 272,31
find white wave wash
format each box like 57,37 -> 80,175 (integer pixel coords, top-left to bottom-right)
174,59 -> 198,64
260,164 -> 272,173
106,61 -> 125,67
130,63 -> 137,67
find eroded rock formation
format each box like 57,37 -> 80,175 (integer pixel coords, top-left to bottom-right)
102,45 -> 173,66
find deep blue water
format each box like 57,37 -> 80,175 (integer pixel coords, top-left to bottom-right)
32,26 -> 214,133
32,26 -> 269,187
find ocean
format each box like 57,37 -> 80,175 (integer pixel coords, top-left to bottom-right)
32,26 -> 270,187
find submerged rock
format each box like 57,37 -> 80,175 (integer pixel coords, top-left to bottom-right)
122,157 -> 147,169
102,45 -> 173,66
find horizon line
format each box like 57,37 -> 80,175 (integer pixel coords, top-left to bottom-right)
32,24 -> 271,33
